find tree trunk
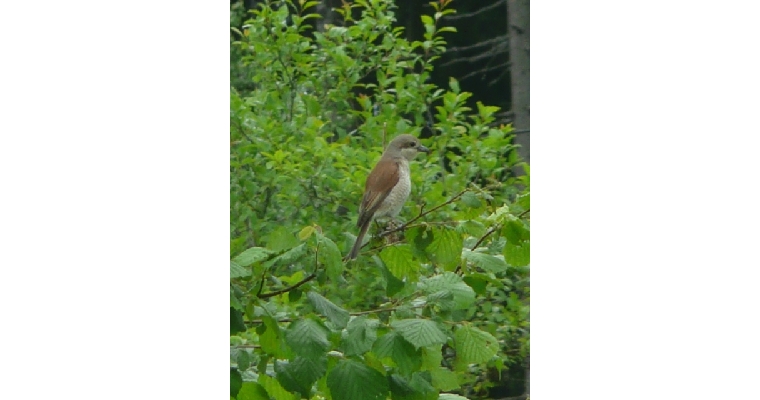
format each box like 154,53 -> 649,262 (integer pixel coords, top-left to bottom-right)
507,0 -> 530,168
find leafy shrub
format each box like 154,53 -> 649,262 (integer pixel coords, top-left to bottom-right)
230,1 -> 529,399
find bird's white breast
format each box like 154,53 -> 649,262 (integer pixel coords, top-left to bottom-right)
376,159 -> 411,219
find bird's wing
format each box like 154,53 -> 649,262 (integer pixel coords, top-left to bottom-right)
357,158 -> 399,228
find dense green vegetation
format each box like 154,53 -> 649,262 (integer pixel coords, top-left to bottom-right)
230,1 -> 529,399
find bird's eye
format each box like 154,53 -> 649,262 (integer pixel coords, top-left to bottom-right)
410,142 -> 417,147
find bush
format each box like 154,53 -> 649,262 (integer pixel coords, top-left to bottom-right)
230,1 -> 529,399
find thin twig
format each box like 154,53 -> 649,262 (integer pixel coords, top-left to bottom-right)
258,272 -> 317,299
258,241 -> 321,299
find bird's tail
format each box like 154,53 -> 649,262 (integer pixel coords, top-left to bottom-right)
347,222 -> 371,260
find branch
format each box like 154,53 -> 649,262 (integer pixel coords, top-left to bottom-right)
442,0 -> 506,21
257,272 -> 317,299
257,240 -> 321,299
459,61 -> 510,82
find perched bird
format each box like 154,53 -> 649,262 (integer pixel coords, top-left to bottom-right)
347,134 -> 430,260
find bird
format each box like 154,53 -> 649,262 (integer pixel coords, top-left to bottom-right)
347,134 -> 430,260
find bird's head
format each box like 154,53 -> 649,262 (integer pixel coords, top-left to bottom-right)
386,134 -> 430,161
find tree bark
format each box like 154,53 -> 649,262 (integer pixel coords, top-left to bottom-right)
507,0 -> 530,168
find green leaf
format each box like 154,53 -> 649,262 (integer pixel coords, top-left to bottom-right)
461,249 -> 508,273
373,331 -> 422,376
233,247 -> 273,267
230,261 -> 251,279
504,242 -> 530,267
391,319 -> 447,349
418,272 -> 475,310
231,307 -> 246,335
460,192 -> 482,208
285,319 -> 330,360
503,220 -> 529,244
380,244 -> 417,279
275,356 -> 327,398
408,226 -> 434,256
266,226 -> 299,252
438,394 -> 469,400
430,368 -> 459,391
379,259 -> 405,297
341,316 -> 379,356
462,275 -> 489,295
420,345 -> 443,371
449,77 -> 460,94
298,225 -> 316,240
260,374 -> 299,400
316,233 -> 343,280
231,287 -> 244,310
427,227 -> 462,271
231,368 -> 243,398
454,325 -> 498,364
389,373 -> 437,400
260,316 -> 290,358
236,381 -> 271,400
420,15 -> 433,27
307,291 -> 350,329
457,220 -> 485,237
237,349 -> 251,371
264,243 -> 308,268
327,359 -> 389,400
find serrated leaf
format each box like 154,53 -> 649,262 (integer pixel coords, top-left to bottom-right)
427,227 -> 462,271
317,233 -> 343,280
418,272 -> 475,310
307,291 -> 350,328
275,356 -> 327,398
231,261 -> 252,279
389,373 -> 437,400
504,242 -> 530,267
341,316 -> 379,356
285,319 -> 330,361
391,319 -> 447,349
373,331 -> 422,376
264,243 -> 308,269
260,374 -> 299,400
454,325 -> 498,364
457,220 -> 485,237
327,359 -> 389,400
236,381 -> 271,400
233,247 -> 273,267
430,368 -> 459,391
461,249 -> 508,273
460,192 -> 482,208
421,345 -> 443,371
379,244 -> 417,279
260,316 -> 290,358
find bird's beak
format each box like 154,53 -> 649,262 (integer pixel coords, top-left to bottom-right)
417,144 -> 430,154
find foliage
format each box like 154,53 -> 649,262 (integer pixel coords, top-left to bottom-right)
230,0 -> 529,399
